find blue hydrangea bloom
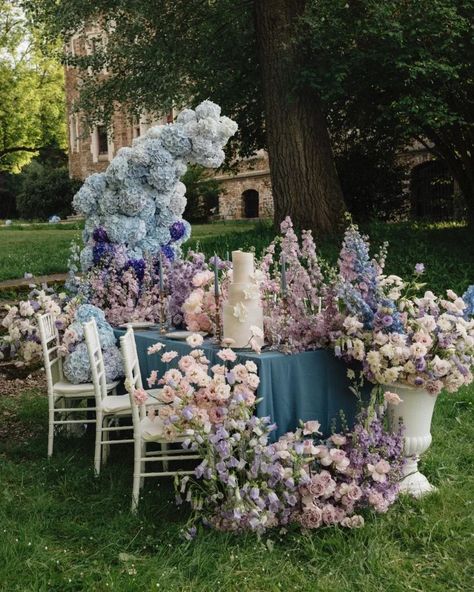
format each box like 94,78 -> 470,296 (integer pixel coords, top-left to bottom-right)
73,101 -> 237,267
463,285 -> 474,318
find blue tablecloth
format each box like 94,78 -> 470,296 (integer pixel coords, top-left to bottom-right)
114,329 -> 360,439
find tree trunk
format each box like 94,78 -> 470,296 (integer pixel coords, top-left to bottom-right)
254,0 -> 345,236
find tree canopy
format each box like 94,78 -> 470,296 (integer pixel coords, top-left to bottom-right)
300,0 -> 474,222
0,0 -> 66,172
25,0 -> 474,225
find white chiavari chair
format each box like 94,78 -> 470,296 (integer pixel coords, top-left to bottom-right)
120,327 -> 200,512
38,312 -> 118,458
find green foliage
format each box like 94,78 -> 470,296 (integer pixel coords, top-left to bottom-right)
182,165 -> 222,223
332,131 -> 409,222
0,0 -> 66,172
0,383 -> 473,591
26,0 -> 263,161
15,160 -> 81,220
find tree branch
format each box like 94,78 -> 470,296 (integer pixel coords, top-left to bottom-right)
0,146 -> 42,159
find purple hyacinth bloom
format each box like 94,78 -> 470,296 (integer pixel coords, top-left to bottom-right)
92,226 -> 109,243
161,244 -> 175,260
169,221 -> 186,241
125,258 -> 146,282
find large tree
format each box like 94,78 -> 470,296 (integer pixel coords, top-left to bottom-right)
299,0 -> 474,224
0,0 -> 66,172
26,0 -> 346,235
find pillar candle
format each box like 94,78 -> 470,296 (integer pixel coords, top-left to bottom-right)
214,253 -> 219,297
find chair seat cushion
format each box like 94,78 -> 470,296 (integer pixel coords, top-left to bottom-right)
54,380 -> 119,397
100,394 -> 131,413
140,416 -> 166,441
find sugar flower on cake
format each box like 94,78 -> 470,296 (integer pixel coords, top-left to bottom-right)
233,301 -> 248,323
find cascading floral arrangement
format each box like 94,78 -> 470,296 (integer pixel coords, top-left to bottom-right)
1,286 -> 73,365
132,334 -> 259,440
331,224 -> 474,396
73,100 -> 237,270
259,216 -> 331,353
128,335 -> 405,537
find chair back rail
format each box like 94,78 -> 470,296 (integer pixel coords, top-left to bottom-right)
83,319 -> 108,406
120,327 -> 146,423
37,312 -> 63,394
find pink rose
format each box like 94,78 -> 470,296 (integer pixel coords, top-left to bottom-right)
217,348 -> 237,362
133,388 -> 148,405
298,505 -> 323,529
330,433 -> 347,446
159,385 -> 175,404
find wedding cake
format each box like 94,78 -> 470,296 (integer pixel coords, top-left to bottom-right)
223,250 -> 264,348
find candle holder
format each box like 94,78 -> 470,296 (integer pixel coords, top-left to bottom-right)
159,289 -> 167,335
279,291 -> 291,352
214,292 -> 222,345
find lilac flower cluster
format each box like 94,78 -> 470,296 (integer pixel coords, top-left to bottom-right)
166,251 -> 208,328
332,226 -> 474,394
463,285 -> 474,318
259,217 -> 329,353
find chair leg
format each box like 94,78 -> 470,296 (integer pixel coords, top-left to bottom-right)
161,442 -> 169,472
102,417 -> 111,466
94,411 -> 103,476
140,441 -> 146,488
47,406 -> 55,457
131,437 -> 142,513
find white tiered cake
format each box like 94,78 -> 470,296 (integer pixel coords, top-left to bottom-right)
223,250 -> 264,348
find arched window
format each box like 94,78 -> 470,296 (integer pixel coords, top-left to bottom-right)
242,189 -> 259,218
410,160 -> 454,221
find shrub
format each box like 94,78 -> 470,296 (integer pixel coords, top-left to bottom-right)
0,173 -> 18,219
15,161 -> 81,220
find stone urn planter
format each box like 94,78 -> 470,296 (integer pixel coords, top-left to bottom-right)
385,383 -> 438,498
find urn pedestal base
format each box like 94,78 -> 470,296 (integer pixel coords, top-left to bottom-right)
399,457 -> 437,498
386,383 -> 438,498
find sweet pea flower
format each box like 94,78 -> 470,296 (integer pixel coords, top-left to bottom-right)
415,263 -> 425,274
162,350 -> 178,363
384,391 -> 403,406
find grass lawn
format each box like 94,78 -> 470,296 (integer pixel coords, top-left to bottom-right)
0,219 -> 473,590
0,219 -> 473,295
0,221 -> 261,283
0,383 -> 473,592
